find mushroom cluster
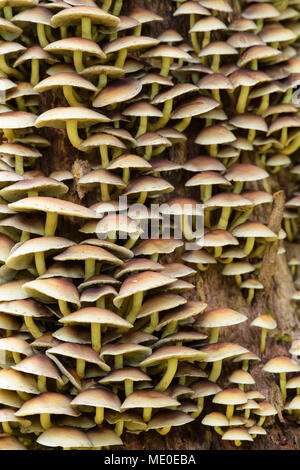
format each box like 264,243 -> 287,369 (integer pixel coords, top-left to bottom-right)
0,0 -> 299,452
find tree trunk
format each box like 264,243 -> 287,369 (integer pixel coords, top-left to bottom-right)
34,0 -> 300,451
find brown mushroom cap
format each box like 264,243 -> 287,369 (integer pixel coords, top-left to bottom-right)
121,389 -> 180,410
36,426 -> 92,448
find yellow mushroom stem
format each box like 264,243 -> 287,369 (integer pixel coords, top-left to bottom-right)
124,234 -> 139,250
143,407 -> 152,422
124,378 -> 133,397
143,311 -> 159,334
191,397 -> 204,419
2,422 -> 13,434
155,357 -> 178,392
136,116 -> 148,138
279,371 -> 287,402
114,354 -> 123,369
150,253 -> 159,262
58,299 -> 71,317
35,252 -> 46,276
76,358 -> 86,379
284,219 -> 294,242
156,426 -> 171,435
113,0 -> 122,14
37,375 -> 47,393
235,274 -> 242,287
37,23 -> 48,48
115,48 -> 127,68
196,262 -> 209,271
209,359 -> 222,382
126,291 -> 144,324
91,323 -> 101,353
24,316 -> 43,338
282,134 -> 300,155
3,128 -> 16,142
136,191 -> 147,205
95,406 -> 104,425
102,0 -> 112,10
151,100 -> 173,131
236,86 -> 250,114
161,320 -> 177,338
209,327 -> 220,344
246,288 -> 255,306
40,413 -> 52,430
73,50 -> 85,72
257,94 -> 269,115
0,55 -> 23,79
20,231 -> 30,242
228,208 -> 253,231
243,236 -> 255,256
248,129 -> 256,143
15,155 -> 24,176
200,185 -> 212,203
62,85 -> 81,107
214,426 -> 224,436
257,416 -> 266,427
214,246 -> 223,258
216,207 -> 231,230
81,17 -> 92,40
202,31 -> 210,48
174,116 -> 192,132
260,328 -> 268,353
3,6 -> 13,19
226,404 -> 235,420
85,259 -> 95,281
44,211 -> 58,237
17,391 -> 31,401
66,120 -> 83,149
180,214 -> 194,241
233,181 -> 244,194
234,440 -> 242,447
115,420 -> 124,436
12,351 -> 21,363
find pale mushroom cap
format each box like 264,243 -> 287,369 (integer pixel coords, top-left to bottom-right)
99,367 -> 151,384
53,244 -> 123,265
34,72 -> 98,93
0,337 -> 32,356
133,238 -> 183,256
202,411 -> 229,427
251,315 -> 277,330
51,6 -> 120,31
121,389 -> 180,410
0,368 -> 39,394
93,78 -> 142,108
70,388 -> 121,411
44,37 -> 106,58
171,96 -> 219,119
222,428 -> 253,441
87,427 -> 123,447
59,307 -> 132,330
35,107 -> 110,129
139,345 -> 208,367
196,308 -> 247,328
232,221 -> 276,238
36,426 -> 92,448
228,370 -> 255,385
0,299 -> 51,318
190,380 -> 222,397
157,300 -> 207,329
23,277 -> 80,305
189,15 -> 227,33
262,356 -> 300,373
200,342 -> 249,362
205,192 -> 253,209
104,35 -> 159,55
252,401 -> 277,416
222,261 -> 255,276
11,6 -> 53,25
213,388 -> 248,405
0,435 -> 27,450
148,410 -> 194,429
197,230 -> 239,248
137,293 -> 187,318
0,111 -> 37,129
286,395 -> 300,410
12,354 -> 62,380
46,343 -> 110,371
15,392 -> 80,417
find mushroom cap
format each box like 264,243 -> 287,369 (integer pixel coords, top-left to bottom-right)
99,367 -> 151,384
195,308 -> 247,328
190,380 -> 222,398
222,428 -> 253,442
0,336 -> 32,356
252,401 -> 277,417
232,221 -> 276,238
93,78 -> 142,108
70,387 -> 121,411
23,277 -> 80,305
113,271 -> 175,308
171,96 -> 219,119
133,238 -> 183,256
36,426 -> 92,448
46,342 -> 110,371
34,72 -> 98,93
157,300 -> 207,329
0,299 -> 52,318
12,354 -> 62,381
263,356 -> 300,373
0,368 -> 39,394
137,293 -> 187,319
59,307 -> 132,330
104,35 -> 160,55
15,392 -> 80,417
0,435 -> 27,450
139,345 -> 208,367
0,177 -> 69,202
9,196 -> 98,219
0,111 -> 36,129
200,342 -> 249,362
251,315 -> 277,330
213,388 -> 248,405
51,6 -> 120,31
121,389 -> 180,410
35,107 -> 110,129
53,243 -> 123,265
87,427 -> 123,447
202,411 -> 229,427
44,37 -> 106,59
228,369 -> 255,385
148,410 -> 194,429
0,280 -> 30,301
189,15 -> 227,33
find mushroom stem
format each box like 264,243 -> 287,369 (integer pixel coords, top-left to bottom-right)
124,378 -> 133,397
2,422 -> 13,434
44,212 -> 58,236
156,426 -> 171,435
246,288 -> 254,306
136,116 -> 148,138
209,327 -> 220,344
3,6 -> 12,19
102,0 -> 112,10
15,155 -> 24,176
12,352 -> 21,363
191,397 -> 204,418
115,420 -> 124,436
282,134 -> 300,155
0,55 -> 23,79
143,407 -> 152,422
155,357 -> 178,392
136,191 -> 147,205
17,391 -> 31,401
226,404 -> 234,420
40,413 -> 52,430
58,300 -> 70,317
126,291 -> 144,324
3,129 -> 16,142
81,17 -> 92,40
214,426 -> 224,436
180,214 -> 194,241
216,207 -> 231,230
37,375 -> 47,393
243,236 -> 255,256
37,24 -> 48,48
209,359 -> 222,382
202,31 -> 210,48
95,406 -> 104,425
260,328 -> 267,353
115,48 -> 127,68
233,181 -> 243,194
91,323 -> 101,353
62,85 -> 81,107
76,358 -> 86,379
144,311 -> 159,334
85,259 -> 95,281
161,320 -> 177,338
35,252 -> 46,276
73,51 -> 84,73
236,86 -> 250,114
114,354 -> 123,369
279,371 -> 287,402
66,120 -> 82,149
24,316 -> 43,338
174,116 -> 192,132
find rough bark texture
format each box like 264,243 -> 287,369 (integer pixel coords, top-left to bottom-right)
36,0 -> 300,451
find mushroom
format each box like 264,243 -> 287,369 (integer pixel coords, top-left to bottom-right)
263,356 -> 300,402
250,315 -> 277,353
